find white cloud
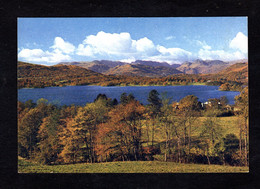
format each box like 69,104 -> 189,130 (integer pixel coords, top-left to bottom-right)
18,37 -> 74,64
120,57 -> 136,63
229,32 -> 248,54
145,45 -> 194,64
77,31 -> 158,58
135,37 -> 155,53
76,44 -> 95,57
196,33 -> 248,61
196,40 -> 211,50
51,37 -> 75,54
18,48 -> 72,64
198,48 -> 246,61
81,31 -> 135,56
165,36 -> 174,40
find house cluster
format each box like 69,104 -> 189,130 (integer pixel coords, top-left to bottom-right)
201,101 -> 232,110
172,101 -> 233,111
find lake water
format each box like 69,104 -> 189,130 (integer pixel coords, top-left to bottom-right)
18,85 -> 240,106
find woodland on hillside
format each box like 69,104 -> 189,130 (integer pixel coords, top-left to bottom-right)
18,88 -> 248,167
18,61 -> 248,92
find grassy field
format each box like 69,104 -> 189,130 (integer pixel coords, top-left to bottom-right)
143,116 -> 243,146
18,157 -> 248,173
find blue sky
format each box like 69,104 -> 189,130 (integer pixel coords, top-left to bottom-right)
18,17 -> 248,65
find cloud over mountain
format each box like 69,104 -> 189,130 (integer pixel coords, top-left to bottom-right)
76,31 -> 158,58
51,37 -> 75,54
18,48 -> 72,63
18,31 -> 248,65
197,32 -> 247,61
18,37 -> 74,64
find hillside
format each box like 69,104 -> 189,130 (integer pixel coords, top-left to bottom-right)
105,64 -> 182,77
219,62 -> 248,75
18,61 -> 101,78
18,61 -> 111,88
215,62 -> 248,84
176,59 -> 232,74
59,60 -> 126,73
132,60 -> 180,69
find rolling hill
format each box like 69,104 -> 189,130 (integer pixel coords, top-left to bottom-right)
18,61 -> 111,88
219,62 -> 248,75
105,64 -> 182,77
59,60 -> 126,73
216,62 -> 248,83
18,61 -> 101,78
132,60 -> 180,69
176,59 -> 232,74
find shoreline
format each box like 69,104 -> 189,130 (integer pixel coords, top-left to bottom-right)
19,82 -> 208,89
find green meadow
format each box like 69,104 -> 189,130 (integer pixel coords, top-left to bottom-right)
18,157 -> 248,173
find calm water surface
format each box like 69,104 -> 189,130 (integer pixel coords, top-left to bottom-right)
18,85 -> 240,106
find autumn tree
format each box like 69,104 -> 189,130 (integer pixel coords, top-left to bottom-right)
95,100 -> 145,161
59,96 -> 110,163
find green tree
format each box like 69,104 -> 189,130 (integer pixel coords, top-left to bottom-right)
199,115 -> 223,165
147,89 -> 162,115
160,94 -> 176,162
18,108 -> 44,159
223,134 -> 239,165
234,87 -> 248,166
177,95 -> 201,160
37,109 -> 62,164
120,92 -> 128,105
147,90 -> 162,148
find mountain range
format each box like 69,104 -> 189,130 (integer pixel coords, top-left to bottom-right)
59,59 -> 247,77
105,64 -> 182,77
18,60 -> 248,89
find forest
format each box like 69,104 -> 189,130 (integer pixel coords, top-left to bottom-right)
18,87 -> 248,167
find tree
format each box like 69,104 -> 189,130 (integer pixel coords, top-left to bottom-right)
24,99 -> 36,109
18,108 -> 44,159
235,87 -> 248,166
94,94 -> 107,102
220,96 -> 228,106
59,117 -> 84,163
120,92 -> 128,105
37,109 -> 62,164
223,134 -> 239,165
219,83 -> 230,91
160,94 -> 176,162
147,89 -> 162,115
147,90 -> 162,148
176,95 -> 201,160
95,100 -> 145,161
59,98 -> 110,163
199,115 -> 223,165
120,92 -> 135,105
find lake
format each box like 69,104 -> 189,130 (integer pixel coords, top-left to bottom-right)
18,85 -> 240,106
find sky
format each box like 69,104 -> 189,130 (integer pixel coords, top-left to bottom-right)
18,17 -> 248,65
